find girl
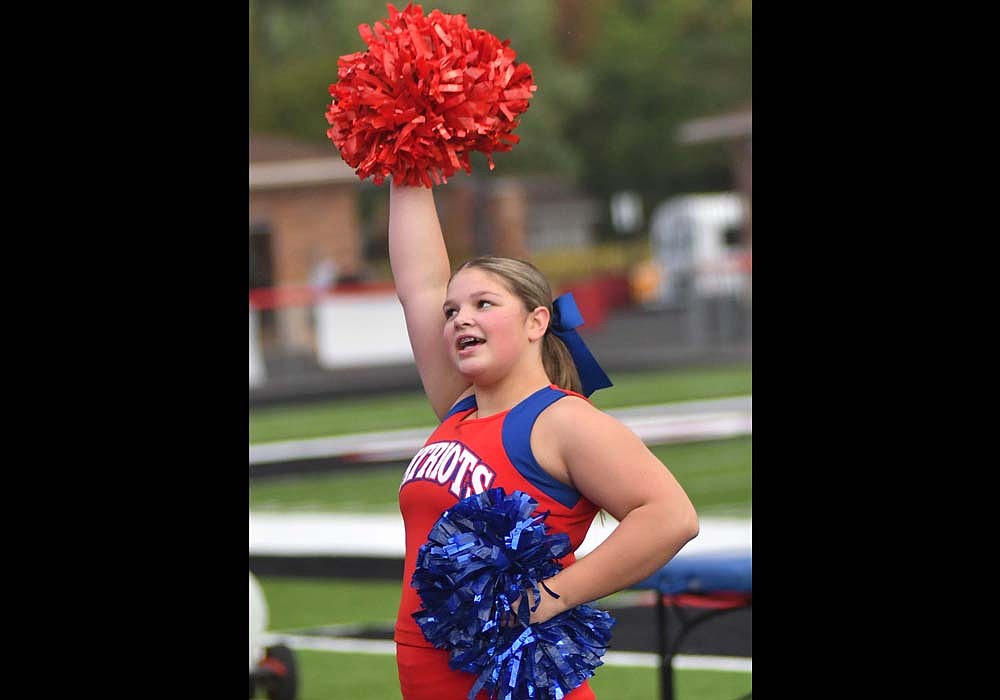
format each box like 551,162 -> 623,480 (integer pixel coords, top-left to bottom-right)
390,182 -> 699,700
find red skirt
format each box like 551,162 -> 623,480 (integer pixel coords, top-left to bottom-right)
395,642 -> 596,700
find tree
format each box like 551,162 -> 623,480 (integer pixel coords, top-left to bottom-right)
565,0 -> 752,211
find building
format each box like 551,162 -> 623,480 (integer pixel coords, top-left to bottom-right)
249,133 -> 363,358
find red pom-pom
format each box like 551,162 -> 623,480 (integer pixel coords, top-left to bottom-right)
324,3 -> 537,187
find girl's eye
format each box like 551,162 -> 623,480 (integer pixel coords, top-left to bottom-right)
444,308 -> 457,319
478,300 -> 493,309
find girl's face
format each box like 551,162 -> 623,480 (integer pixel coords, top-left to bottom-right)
443,267 -> 534,382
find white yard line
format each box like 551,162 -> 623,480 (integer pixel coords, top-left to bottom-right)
605,651 -> 752,672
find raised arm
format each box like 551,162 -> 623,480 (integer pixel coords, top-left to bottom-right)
388,183 -> 472,419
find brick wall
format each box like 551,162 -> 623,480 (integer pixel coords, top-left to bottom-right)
249,183 -> 362,286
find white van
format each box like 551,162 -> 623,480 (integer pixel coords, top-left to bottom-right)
648,193 -> 750,308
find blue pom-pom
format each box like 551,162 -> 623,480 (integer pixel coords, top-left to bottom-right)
411,488 -> 616,700
468,605 -> 616,700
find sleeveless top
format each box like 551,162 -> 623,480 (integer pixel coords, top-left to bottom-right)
394,384 -> 601,647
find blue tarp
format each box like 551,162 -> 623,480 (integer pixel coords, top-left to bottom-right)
632,552 -> 752,595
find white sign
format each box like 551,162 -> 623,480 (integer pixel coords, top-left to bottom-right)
315,293 -> 415,368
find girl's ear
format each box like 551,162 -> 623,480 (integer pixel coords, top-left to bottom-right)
526,305 -> 550,342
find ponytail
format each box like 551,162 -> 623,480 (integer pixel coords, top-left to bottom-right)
542,330 -> 582,395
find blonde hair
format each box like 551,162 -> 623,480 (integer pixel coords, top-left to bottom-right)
453,256 -> 582,394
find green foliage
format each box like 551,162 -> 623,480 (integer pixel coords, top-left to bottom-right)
568,0 -> 752,204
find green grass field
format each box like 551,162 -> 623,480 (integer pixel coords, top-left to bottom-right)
287,649 -> 751,700
259,577 -> 751,700
250,363 -> 751,444
250,436 -> 752,517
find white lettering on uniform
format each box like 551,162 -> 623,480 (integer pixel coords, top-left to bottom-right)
467,463 -> 496,498
415,443 -> 448,479
401,445 -> 432,485
434,443 -> 463,484
401,441 -> 497,500
449,448 -> 481,498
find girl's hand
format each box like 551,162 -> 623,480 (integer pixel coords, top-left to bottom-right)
527,582 -> 567,625
505,580 -> 567,627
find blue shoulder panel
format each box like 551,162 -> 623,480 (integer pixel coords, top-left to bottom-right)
502,387 -> 580,509
443,394 -> 477,421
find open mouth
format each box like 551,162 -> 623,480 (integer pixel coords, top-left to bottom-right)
457,335 -> 486,350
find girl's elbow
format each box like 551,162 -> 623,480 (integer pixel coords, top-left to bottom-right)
656,500 -> 699,545
679,505 -> 700,543
685,512 -> 700,542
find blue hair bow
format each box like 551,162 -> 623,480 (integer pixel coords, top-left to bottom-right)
549,293 -> 613,397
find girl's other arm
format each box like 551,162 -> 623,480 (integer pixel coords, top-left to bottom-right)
529,400 -> 700,622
